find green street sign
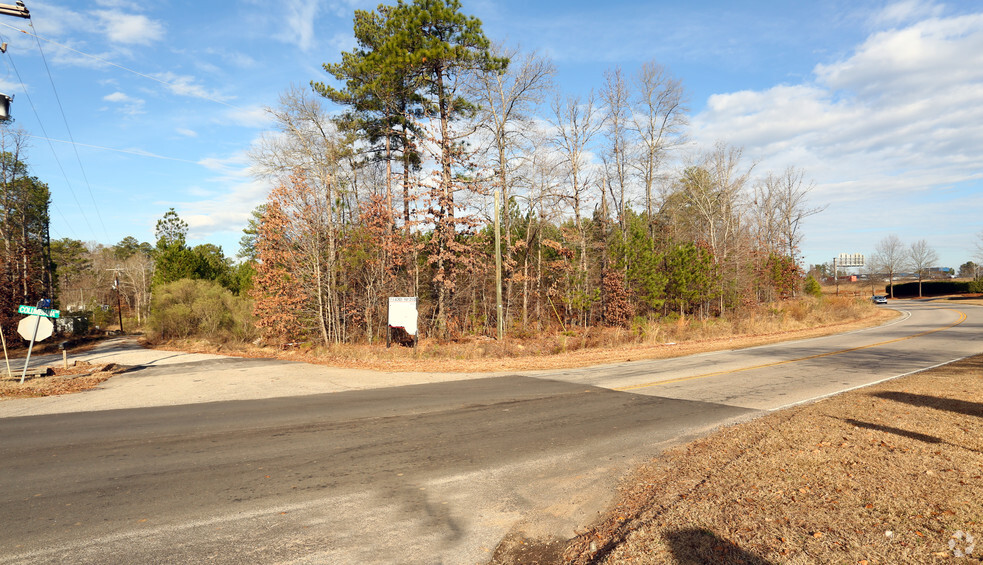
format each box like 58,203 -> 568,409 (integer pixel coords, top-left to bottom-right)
17,305 -> 60,318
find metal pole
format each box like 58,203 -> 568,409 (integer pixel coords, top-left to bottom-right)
19,315 -> 40,384
494,190 -> 503,341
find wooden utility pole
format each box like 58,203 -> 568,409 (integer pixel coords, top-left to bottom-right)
108,269 -> 125,333
494,190 -> 503,340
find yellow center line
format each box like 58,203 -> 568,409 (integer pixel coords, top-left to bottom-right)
613,309 -> 968,392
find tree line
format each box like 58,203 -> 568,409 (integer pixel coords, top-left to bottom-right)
246,0 -> 826,346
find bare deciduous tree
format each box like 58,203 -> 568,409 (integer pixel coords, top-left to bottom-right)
754,166 -> 826,264
908,239 -> 939,297
549,92 -> 602,300
600,66 -> 632,239
677,143 -> 754,261
630,61 -> 687,237
872,234 -> 908,298
470,45 -> 554,325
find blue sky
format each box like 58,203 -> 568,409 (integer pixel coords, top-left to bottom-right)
2,0 -> 981,271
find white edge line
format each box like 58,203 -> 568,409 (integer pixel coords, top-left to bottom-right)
766,353 -> 978,413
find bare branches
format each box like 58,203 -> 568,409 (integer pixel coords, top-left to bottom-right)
630,61 -> 688,226
871,234 -> 909,298
754,166 -> 826,262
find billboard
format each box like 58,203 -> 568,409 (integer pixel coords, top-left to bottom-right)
387,297 -> 418,336
837,253 -> 865,267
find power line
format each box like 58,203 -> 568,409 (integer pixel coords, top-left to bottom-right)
28,19 -> 110,240
0,31 -> 97,237
0,20 -> 242,110
23,133 -> 204,164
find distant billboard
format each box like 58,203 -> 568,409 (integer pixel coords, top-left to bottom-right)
837,253 -> 865,267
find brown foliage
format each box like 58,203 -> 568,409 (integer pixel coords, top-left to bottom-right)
601,269 -> 632,327
251,189 -> 308,345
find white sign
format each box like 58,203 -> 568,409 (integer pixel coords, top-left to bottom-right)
837,253 -> 865,267
18,315 -> 54,342
17,304 -> 60,318
388,297 -> 418,336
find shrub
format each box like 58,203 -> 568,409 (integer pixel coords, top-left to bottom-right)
803,275 -> 823,298
147,278 -> 258,343
888,280 -> 970,298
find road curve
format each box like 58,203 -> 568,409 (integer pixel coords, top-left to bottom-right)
535,301 -> 983,410
0,300 -> 980,564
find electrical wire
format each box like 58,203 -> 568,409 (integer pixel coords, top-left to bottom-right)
23,133 -> 203,164
0,30 -> 95,238
0,20 -> 242,110
29,20 -> 110,240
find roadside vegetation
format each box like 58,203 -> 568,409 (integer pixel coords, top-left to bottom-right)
146,293 -> 892,373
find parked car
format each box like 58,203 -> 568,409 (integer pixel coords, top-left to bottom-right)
872,295 -> 888,304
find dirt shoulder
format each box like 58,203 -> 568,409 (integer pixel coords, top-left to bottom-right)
522,353 -> 983,564
149,306 -> 900,374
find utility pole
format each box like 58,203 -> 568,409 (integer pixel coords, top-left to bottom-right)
107,268 -> 125,334
0,1 -> 29,122
494,190 -> 503,340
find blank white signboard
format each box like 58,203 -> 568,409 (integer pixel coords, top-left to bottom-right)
388,297 -> 418,336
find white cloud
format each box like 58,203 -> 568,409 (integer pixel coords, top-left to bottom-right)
103,91 -> 129,102
871,0 -> 944,27
221,105 -> 274,128
278,0 -> 321,52
203,48 -> 258,69
176,128 -> 198,138
694,10 -> 983,180
816,13 -> 983,100
0,78 -> 20,94
102,90 -> 145,114
179,175 -> 271,243
93,11 -> 165,45
151,71 -> 233,103
93,0 -> 144,9
689,7 -> 983,267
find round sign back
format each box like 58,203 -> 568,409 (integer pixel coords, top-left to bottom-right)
17,315 -> 54,342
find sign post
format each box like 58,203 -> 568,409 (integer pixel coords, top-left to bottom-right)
0,316 -> 9,378
16,302 -> 59,383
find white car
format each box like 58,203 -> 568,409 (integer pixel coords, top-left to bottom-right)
872,295 -> 888,304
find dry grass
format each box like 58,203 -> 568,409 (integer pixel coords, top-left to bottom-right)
0,361 -> 126,399
562,355 -> 983,564
153,297 -> 896,373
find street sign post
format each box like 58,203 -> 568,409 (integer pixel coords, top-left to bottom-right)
16,301 -> 57,383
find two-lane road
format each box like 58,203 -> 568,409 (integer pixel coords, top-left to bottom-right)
1,301 -> 980,564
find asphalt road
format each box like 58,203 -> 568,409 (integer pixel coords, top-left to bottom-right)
1,301 -> 980,564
